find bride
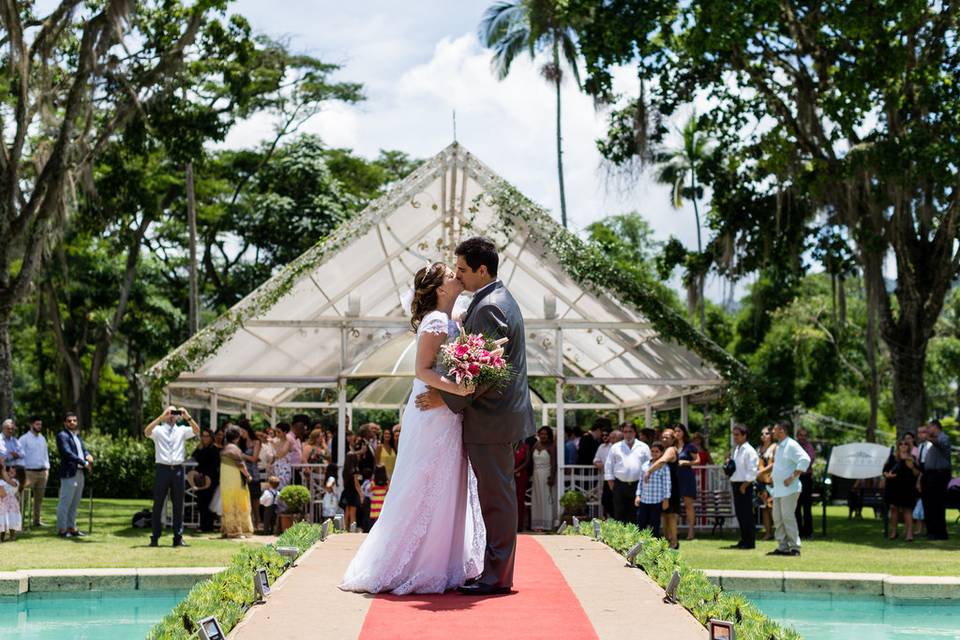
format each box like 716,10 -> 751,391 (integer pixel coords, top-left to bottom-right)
339,262 -> 486,594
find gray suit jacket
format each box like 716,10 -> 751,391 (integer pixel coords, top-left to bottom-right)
440,281 -> 536,444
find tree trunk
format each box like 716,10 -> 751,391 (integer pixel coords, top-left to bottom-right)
186,161 -> 199,336
889,341 -> 927,439
0,315 -> 13,419
553,45 -> 568,229
690,166 -> 706,332
864,282 -> 879,443
837,275 -> 847,327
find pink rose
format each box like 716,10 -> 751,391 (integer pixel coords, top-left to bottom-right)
455,344 -> 470,358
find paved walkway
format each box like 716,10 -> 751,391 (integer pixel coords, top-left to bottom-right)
230,533 -> 707,640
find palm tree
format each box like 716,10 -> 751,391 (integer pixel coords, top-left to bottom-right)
654,113 -> 711,331
479,1 -> 580,228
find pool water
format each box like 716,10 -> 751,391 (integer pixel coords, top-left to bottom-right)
742,591 -> 960,640
0,590 -> 188,640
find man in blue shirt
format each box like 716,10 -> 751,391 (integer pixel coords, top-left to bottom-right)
634,441 -> 672,537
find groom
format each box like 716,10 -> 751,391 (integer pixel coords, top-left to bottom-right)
416,236 -> 536,595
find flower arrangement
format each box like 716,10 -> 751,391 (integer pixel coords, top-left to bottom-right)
440,333 -> 512,388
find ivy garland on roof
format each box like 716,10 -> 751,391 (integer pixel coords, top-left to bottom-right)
474,180 -> 753,407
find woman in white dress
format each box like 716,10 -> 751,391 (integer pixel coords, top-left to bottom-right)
530,426 -> 557,531
340,263 -> 485,594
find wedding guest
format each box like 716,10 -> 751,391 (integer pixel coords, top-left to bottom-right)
530,426 -> 557,531
369,465 -> 389,528
883,439 -> 920,541
757,426 -> 778,540
190,429 -> 220,532
768,420 -> 810,556
377,427 -> 398,479
0,419 -> 25,491
692,432 -> 713,465
918,419 -> 952,540
912,425 -> 928,536
219,427 -> 253,538
321,476 -> 340,522
634,441 -> 671,537
606,423 -> 651,525
340,450 -> 362,530
594,429 -> 621,518
672,424 -> 699,541
258,476 -> 281,534
18,416 -> 49,527
794,427 -> 816,538
514,436 -> 531,531
729,424 -> 759,549
144,406 -> 199,547
56,412 -> 93,538
238,421 -> 262,532
651,427 -> 680,548
357,423 -> 378,476
563,427 -> 578,465
392,423 -> 401,451
257,427 -> 277,475
272,423 -> 294,488
639,427 -> 658,446
0,464 -> 21,541
359,467 -> 374,532
302,427 -> 327,498
576,419 -> 607,466
213,428 -> 225,449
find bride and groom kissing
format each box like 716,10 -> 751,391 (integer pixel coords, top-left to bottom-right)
340,237 -> 536,596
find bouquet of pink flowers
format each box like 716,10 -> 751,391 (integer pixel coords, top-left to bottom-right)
440,333 -> 512,389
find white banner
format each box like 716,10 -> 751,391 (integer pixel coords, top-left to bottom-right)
827,442 -> 891,479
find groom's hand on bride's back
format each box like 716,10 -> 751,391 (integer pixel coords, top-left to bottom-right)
415,387 -> 444,410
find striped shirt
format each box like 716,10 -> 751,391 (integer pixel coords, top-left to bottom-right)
370,482 -> 389,519
636,461 -> 672,504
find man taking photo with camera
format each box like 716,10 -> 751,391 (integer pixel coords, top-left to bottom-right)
145,406 -> 200,547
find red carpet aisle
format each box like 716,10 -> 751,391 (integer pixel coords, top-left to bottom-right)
358,535 -> 599,640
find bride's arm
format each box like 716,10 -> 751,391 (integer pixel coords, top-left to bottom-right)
416,331 -> 474,397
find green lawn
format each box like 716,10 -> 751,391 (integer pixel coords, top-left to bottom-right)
680,505 -> 960,576
5,498 -> 261,571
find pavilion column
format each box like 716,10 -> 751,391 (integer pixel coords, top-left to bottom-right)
554,328 -> 564,519
337,327 -> 348,468
270,406 -> 277,427
541,405 -> 549,427
645,405 -> 653,430
680,395 -> 689,426
245,400 -> 252,421
211,391 -> 219,431
617,408 -> 625,424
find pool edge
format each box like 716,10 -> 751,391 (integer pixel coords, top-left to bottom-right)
703,569 -> 960,600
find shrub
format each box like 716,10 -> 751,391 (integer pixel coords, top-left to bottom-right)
559,489 -> 587,515
567,519 -> 802,640
46,430 -> 157,498
147,522 -> 325,640
279,485 -> 310,513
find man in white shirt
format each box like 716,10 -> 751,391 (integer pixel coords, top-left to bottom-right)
604,423 -> 651,524
19,416 -> 50,527
769,420 -> 811,556
728,424 -> 760,549
145,406 -> 200,547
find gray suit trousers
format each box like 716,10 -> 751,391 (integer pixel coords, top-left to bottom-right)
466,441 -> 517,588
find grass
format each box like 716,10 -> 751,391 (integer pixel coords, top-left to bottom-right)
678,505 -> 960,576
4,498 -> 261,571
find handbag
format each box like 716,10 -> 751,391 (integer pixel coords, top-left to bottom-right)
722,458 -> 737,477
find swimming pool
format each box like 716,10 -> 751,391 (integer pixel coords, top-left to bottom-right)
0,589 -> 188,640
742,591 -> 960,640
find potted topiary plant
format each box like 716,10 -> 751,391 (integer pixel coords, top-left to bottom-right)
278,485 -> 311,532
560,489 -> 588,523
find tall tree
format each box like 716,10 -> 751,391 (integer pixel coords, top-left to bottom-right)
479,0 -> 580,228
0,0 -> 222,419
653,113 -> 710,331
574,1 -> 960,434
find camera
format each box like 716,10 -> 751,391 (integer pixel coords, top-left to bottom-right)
170,409 -> 182,416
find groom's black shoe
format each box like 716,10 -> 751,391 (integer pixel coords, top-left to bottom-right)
457,583 -> 512,596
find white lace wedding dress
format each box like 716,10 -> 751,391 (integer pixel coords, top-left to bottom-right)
339,310 -> 486,594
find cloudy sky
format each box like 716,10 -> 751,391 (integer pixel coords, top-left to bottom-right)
226,0 -> 721,294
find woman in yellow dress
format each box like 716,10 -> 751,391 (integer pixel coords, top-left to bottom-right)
376,426 -> 398,479
220,426 -> 254,538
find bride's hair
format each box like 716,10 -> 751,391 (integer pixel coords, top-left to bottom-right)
410,261 -> 447,331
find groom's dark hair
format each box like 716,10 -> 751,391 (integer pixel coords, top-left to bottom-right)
455,237 -> 498,277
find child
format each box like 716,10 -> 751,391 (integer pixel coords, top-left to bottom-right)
0,465 -> 22,542
258,476 -> 281,534
368,464 -> 390,528
321,477 -> 340,522
634,442 -> 672,538
359,468 -> 374,532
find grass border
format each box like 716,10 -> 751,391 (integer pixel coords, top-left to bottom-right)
146,522 -> 326,639
567,519 -> 802,640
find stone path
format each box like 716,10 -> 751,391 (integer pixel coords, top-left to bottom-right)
229,533 -> 708,639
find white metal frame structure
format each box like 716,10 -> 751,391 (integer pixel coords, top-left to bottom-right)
147,143 -> 726,513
